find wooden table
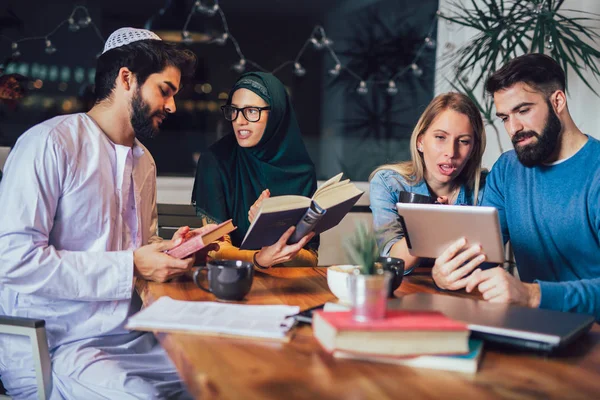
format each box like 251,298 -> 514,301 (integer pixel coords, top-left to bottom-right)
136,268 -> 600,399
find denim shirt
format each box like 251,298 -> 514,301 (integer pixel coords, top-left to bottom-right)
369,169 -> 484,256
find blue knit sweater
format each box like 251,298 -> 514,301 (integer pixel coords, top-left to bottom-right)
483,135 -> 600,319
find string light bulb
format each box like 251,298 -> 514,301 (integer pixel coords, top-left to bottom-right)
207,4 -> 220,16
232,58 -> 246,73
356,81 -> 368,95
424,36 -> 436,49
328,64 -> 342,76
386,80 -> 398,96
196,2 -> 219,16
321,37 -> 333,47
293,62 -> 306,77
410,63 -> 423,77
78,16 -> 92,28
213,33 -> 228,46
11,42 -> 21,58
181,30 -> 193,44
68,17 -> 80,32
310,37 -> 323,50
45,39 -> 57,55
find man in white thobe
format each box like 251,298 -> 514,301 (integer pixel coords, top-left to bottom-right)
0,28 -> 201,399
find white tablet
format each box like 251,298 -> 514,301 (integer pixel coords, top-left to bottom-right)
395,203 -> 505,264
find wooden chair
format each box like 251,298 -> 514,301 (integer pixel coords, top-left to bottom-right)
157,203 -> 204,239
0,316 -> 52,400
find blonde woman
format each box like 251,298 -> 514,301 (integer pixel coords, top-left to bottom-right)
369,92 -> 486,276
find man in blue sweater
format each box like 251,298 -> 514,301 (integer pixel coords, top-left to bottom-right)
432,54 -> 600,319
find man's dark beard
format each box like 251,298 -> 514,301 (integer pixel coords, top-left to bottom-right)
130,89 -> 165,141
512,100 -> 562,167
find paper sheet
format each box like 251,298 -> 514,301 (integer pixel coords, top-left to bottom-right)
127,297 -> 299,339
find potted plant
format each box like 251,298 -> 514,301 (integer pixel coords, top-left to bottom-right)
343,222 -> 392,321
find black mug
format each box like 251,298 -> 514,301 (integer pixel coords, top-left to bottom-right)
399,191 -> 437,204
377,256 -> 405,298
193,260 -> 254,301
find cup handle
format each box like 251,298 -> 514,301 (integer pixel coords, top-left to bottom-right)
193,267 -> 212,293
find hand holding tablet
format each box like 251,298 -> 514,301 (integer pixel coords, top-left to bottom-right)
395,203 -> 505,264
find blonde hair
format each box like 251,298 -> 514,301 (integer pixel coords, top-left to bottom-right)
369,92 -> 486,205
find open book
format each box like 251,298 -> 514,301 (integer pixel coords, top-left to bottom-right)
126,296 -> 298,342
240,173 -> 364,250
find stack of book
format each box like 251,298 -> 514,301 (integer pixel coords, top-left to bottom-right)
313,310 -> 483,374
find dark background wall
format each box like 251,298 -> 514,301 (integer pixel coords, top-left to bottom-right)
0,0 -> 438,180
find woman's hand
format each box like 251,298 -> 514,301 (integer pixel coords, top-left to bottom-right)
432,237 -> 486,290
248,189 -> 270,223
187,225 -> 222,265
254,226 -> 315,268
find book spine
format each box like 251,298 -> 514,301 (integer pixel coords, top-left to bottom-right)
288,201 -> 326,244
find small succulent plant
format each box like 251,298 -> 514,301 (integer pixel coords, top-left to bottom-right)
343,222 -> 380,275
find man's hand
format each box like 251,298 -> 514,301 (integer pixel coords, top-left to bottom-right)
134,226 -> 201,282
133,239 -> 195,282
248,189 -> 270,223
254,226 -> 314,268
432,237 -> 487,290
466,267 -> 541,307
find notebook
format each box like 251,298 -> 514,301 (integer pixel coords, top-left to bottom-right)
392,293 -> 595,352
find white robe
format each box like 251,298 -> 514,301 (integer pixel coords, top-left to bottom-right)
0,114 -> 191,399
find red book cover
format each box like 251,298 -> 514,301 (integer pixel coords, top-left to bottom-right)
165,220 -> 236,259
313,310 -> 467,332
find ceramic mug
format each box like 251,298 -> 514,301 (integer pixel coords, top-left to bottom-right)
376,256 -> 405,297
327,265 -> 360,304
398,191 -> 438,204
193,259 -> 254,301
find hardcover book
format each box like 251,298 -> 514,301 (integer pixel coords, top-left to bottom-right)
165,219 -> 236,259
313,310 -> 470,357
240,173 -> 364,250
332,339 -> 484,374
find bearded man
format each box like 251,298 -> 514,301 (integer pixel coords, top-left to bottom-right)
0,28 -> 201,399
432,54 -> 600,321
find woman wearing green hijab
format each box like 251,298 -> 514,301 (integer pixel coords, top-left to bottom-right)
192,72 -> 319,268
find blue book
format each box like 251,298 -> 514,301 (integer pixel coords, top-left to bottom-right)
332,339 -> 484,374
240,173 -> 363,250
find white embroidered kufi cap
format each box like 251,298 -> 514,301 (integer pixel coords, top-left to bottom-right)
102,27 -> 162,54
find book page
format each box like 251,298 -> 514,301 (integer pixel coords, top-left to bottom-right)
261,195 -> 311,212
313,172 -> 343,198
312,179 -> 351,198
314,184 -> 364,210
127,297 -> 299,339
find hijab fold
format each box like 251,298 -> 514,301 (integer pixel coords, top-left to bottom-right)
192,72 -> 317,246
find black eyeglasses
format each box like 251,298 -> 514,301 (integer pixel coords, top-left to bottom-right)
221,105 -> 271,122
